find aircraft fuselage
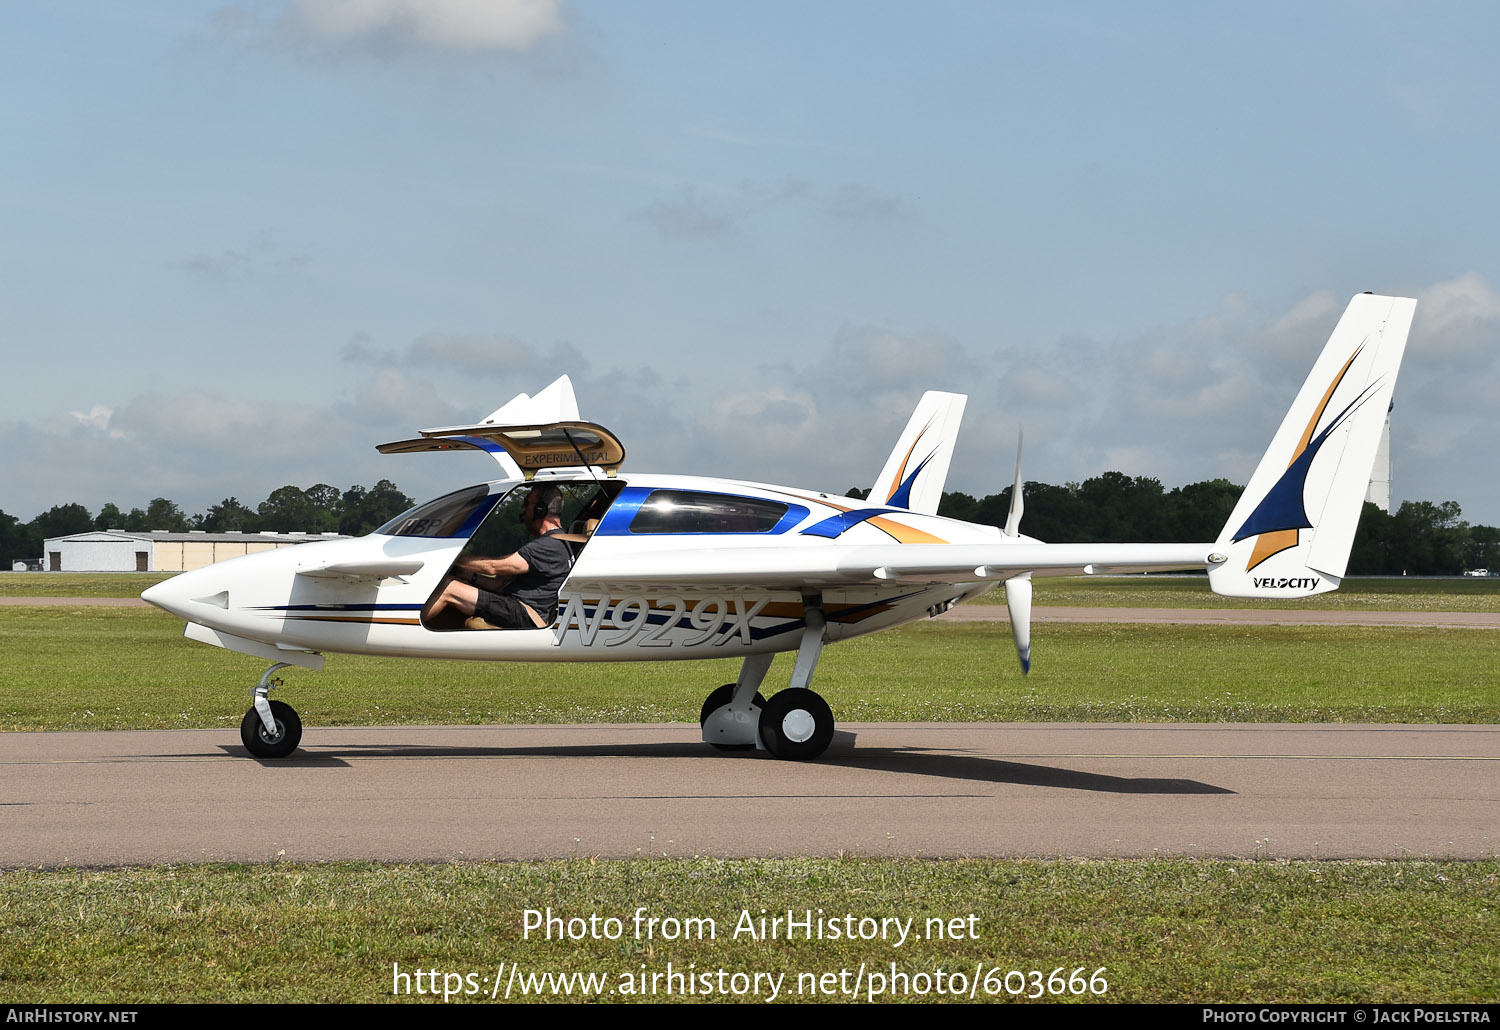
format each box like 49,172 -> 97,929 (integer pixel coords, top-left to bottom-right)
142,472 -> 1008,664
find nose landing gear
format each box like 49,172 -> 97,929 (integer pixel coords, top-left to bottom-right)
240,662 -> 303,758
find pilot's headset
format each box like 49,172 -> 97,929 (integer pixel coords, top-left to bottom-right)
522,485 -> 565,524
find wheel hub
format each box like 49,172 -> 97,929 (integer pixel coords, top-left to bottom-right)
781,708 -> 816,743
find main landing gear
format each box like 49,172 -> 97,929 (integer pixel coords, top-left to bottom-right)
240,662 -> 303,758
699,599 -> 836,760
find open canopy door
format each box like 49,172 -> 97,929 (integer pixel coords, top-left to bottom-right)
377,421 -> 626,478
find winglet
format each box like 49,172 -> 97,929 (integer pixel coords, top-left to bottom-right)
869,391 -> 967,515
1209,293 -> 1416,598
478,375 -> 581,427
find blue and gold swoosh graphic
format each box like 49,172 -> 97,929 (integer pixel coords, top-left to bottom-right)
1235,344 -> 1373,571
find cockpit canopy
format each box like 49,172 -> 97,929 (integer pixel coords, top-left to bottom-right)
377,421 -> 626,478
377,480 -> 623,556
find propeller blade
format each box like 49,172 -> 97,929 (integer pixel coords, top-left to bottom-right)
1005,573 -> 1033,674
1004,428 -> 1024,537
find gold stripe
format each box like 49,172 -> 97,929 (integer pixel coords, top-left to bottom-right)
1246,528 -> 1299,571
1245,343 -> 1364,572
1293,344 -> 1363,464
885,417 -> 932,503
867,517 -> 948,544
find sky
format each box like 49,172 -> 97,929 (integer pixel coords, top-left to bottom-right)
3,1 -> 1499,529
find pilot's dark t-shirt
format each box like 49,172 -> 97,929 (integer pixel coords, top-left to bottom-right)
495,531 -> 572,620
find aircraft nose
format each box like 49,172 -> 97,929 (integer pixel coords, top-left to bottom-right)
142,567 -> 231,620
141,576 -> 190,618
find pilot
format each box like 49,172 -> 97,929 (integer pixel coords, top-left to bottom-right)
424,485 -> 572,629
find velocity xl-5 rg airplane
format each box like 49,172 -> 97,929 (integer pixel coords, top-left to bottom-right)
143,293 -> 1416,761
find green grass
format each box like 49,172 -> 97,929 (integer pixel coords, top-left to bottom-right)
3,589 -> 1497,1006
1,859 -> 1494,1003
0,572 -> 169,597
2,608 -> 1496,731
984,575 -> 1500,611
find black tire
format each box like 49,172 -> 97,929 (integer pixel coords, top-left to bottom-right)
757,688 -> 834,761
240,700 -> 302,759
700,683 -> 767,752
699,683 -> 767,725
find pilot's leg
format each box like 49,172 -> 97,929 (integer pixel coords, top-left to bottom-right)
425,579 -> 481,621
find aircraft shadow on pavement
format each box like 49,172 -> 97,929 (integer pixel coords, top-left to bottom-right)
213,729 -> 1234,795
820,748 -> 1235,795
211,746 -> 354,767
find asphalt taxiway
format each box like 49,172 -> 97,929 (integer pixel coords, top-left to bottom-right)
3,722 -> 1494,867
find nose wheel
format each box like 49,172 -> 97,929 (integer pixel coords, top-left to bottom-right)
240,699 -> 302,758
240,662 -> 303,758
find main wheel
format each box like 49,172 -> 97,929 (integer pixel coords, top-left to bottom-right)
757,688 -> 834,761
240,700 -> 302,759
700,683 -> 767,751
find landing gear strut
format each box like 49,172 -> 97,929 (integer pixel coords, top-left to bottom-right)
699,596 -> 837,761
758,599 -> 834,760
701,653 -> 771,751
240,662 -> 303,758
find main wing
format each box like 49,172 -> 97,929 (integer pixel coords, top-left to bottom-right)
565,541 -> 1213,591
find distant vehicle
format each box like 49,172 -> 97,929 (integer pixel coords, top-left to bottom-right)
1464,569 -> 1491,577
142,293 -> 1416,761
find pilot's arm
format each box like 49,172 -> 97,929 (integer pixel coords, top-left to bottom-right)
456,553 -> 529,579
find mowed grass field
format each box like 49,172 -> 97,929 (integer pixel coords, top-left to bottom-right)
3,860 -> 1497,1004
985,574 -> 1500,611
1,605 -> 1497,730
0,572 -> 169,597
2,574 -> 1497,1004
6,570 -> 1500,606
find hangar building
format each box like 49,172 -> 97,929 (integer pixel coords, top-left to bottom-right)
41,530 -> 347,573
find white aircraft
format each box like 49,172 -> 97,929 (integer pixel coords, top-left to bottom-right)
143,293 -> 1416,761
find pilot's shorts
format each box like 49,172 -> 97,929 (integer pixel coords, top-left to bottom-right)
473,591 -> 537,629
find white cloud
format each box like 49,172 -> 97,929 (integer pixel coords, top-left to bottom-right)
66,405 -> 129,440
223,0 -> 565,56
1414,273 -> 1500,364
289,0 -> 561,51
5,278 -> 1496,527
634,281 -> 1500,524
699,388 -> 818,456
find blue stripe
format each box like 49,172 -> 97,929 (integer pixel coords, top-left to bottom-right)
1232,383 -> 1379,544
886,451 -> 935,509
452,492 -> 502,539
451,434 -> 508,453
799,508 -> 892,539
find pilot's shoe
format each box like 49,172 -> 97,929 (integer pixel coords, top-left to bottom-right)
464,616 -> 502,631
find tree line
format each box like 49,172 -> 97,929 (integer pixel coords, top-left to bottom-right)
0,481 -> 416,567
866,471 -> 1498,576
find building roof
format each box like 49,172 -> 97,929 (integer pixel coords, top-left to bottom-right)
44,530 -> 349,545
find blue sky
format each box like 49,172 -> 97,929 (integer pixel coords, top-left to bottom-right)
4,1 -> 1498,527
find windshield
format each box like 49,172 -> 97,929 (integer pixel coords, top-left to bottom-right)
376,485 -> 495,538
